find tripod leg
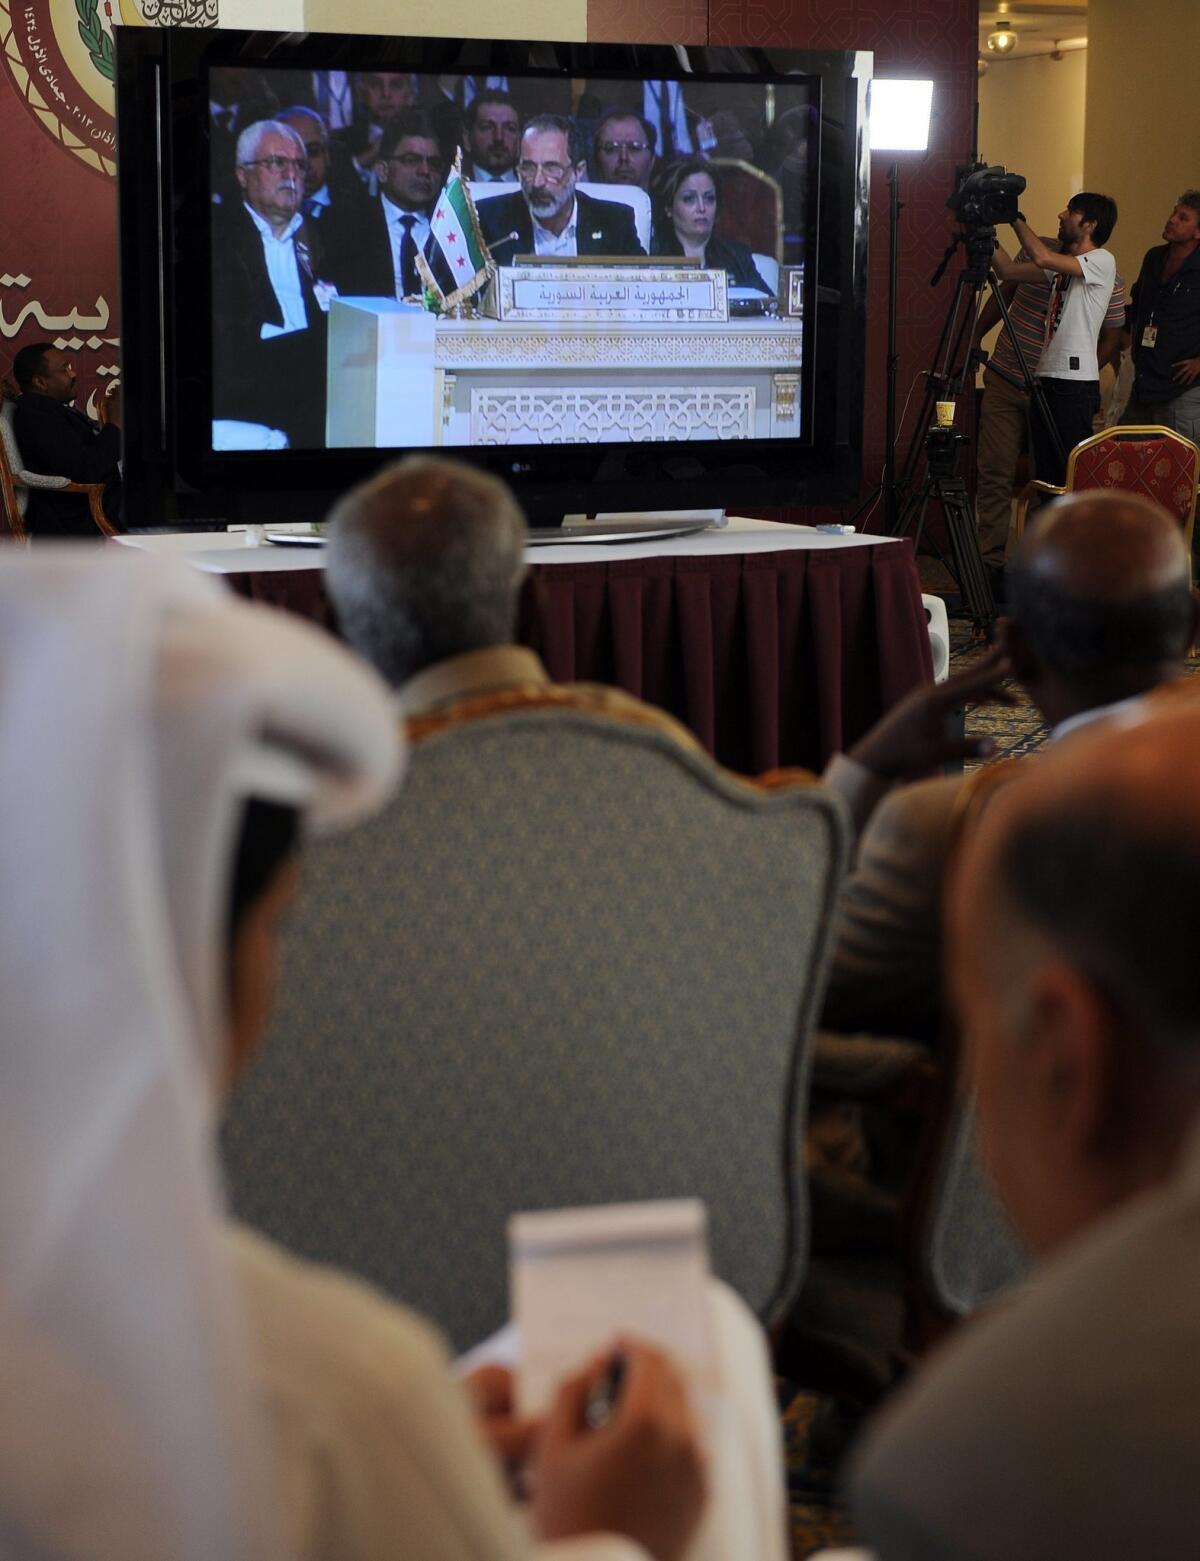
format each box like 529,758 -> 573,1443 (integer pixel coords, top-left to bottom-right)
936,477 -> 996,638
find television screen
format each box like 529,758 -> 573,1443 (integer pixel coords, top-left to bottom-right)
116,33 -> 868,524
208,67 -> 818,456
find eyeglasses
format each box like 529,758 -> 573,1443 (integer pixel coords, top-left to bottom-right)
599,140 -> 650,156
241,156 -> 306,174
518,160 -> 570,184
390,152 -> 444,169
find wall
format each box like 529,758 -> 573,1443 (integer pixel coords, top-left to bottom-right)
977,51 -> 1085,240
1085,0 -> 1200,287
304,0 -> 585,40
1,0 -> 978,515
974,49 -> 1086,378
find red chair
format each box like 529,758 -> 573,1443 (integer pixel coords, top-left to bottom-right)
710,158 -> 784,264
1014,425 -> 1200,553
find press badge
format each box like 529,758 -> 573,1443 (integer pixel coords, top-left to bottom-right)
1142,324 -> 1158,349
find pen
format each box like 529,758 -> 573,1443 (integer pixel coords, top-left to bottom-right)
583,1353 -> 626,1430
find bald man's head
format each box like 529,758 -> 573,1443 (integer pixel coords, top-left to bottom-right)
1005,491 -> 1195,716
951,701 -> 1200,1253
325,457 -> 528,687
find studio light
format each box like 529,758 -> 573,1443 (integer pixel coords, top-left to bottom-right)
869,78 -> 934,153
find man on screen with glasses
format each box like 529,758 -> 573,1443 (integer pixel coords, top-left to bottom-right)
326,110 -> 446,300
212,118 -> 334,448
477,114 -> 645,260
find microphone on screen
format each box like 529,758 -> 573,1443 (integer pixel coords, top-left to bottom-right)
488,231 -> 523,255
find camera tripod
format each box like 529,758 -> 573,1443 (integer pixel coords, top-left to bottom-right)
889,226 -> 1066,638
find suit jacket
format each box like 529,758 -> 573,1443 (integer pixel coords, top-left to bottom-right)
477,188 -> 645,262
211,203 -> 329,449
820,699 -> 1147,1045
652,234 -> 773,295
323,197 -> 435,300
705,237 -> 772,295
820,773 -> 961,1044
850,1121 -> 1200,1560
12,393 -> 122,537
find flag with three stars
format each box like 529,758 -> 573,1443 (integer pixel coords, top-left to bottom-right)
416,151 -> 493,312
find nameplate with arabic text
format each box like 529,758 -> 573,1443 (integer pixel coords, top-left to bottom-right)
488,266 -> 729,324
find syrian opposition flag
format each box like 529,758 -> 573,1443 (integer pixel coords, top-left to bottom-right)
416,152 -> 493,312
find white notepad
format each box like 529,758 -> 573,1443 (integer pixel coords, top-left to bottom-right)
509,1198 -> 715,1415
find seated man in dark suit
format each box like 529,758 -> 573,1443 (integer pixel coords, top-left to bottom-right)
212,118 -> 333,448
323,110 -> 445,301
477,114 -> 645,262
11,343 -> 121,537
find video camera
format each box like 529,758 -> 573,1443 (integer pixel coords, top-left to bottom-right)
946,161 -> 1027,230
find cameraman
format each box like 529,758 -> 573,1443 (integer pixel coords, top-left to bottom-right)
973,243 -> 1126,585
992,194 -> 1118,486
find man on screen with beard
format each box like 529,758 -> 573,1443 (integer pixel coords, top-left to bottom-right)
476,115 -> 645,260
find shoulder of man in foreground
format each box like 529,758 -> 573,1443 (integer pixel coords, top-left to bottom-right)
848,1155 -> 1200,1561
226,1222 -> 533,1561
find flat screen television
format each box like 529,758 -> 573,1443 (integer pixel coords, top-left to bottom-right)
115,30 -> 869,525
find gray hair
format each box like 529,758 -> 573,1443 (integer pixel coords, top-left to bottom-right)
325,456 -> 529,688
235,119 -> 305,168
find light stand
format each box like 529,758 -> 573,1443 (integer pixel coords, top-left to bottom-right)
849,80 -> 933,536
881,161 -> 902,534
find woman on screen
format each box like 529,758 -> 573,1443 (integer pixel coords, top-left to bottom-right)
653,158 -> 773,297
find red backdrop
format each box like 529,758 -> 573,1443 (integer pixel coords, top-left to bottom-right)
0,31 -> 120,416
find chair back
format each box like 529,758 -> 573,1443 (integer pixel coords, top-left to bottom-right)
711,159 -> 784,264
577,182 -> 653,252
222,701 -> 848,1350
1065,425 -> 1200,552
904,760 -> 1033,1343
0,390 -> 29,540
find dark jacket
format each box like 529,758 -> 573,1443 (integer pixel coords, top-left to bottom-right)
1130,243 -> 1200,403
477,188 -> 646,262
12,393 -> 121,537
323,197 -> 435,300
653,233 -> 773,295
211,202 -> 329,449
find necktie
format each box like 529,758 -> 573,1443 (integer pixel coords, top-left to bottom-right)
398,213 -> 419,298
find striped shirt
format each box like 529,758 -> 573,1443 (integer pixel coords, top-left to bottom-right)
990,246 -> 1125,380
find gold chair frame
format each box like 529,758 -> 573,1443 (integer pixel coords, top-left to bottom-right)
1014,424 -> 1200,554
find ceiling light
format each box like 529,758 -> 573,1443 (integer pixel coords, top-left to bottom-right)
987,25 -> 1018,55
978,56 -> 989,77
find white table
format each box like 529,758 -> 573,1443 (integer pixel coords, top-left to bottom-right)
119,516 -> 899,574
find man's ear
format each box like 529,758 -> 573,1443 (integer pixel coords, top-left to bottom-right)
235,165 -> 250,194
1025,960 -> 1117,1157
574,160 -> 588,179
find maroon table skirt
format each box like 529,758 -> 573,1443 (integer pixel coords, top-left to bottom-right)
228,539 -> 933,775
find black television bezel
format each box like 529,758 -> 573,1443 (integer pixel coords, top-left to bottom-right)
116,30 -> 869,526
